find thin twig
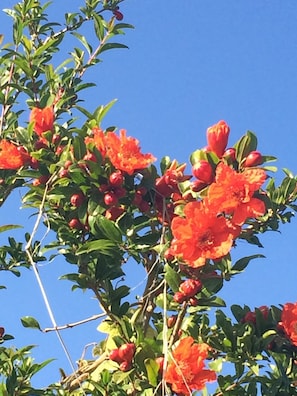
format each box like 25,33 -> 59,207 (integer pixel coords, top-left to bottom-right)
43,313 -> 106,333
24,176 -> 87,394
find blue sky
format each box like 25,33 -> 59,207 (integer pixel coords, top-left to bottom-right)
1,0 -> 297,389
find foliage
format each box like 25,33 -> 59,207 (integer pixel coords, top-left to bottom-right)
0,1 -> 297,395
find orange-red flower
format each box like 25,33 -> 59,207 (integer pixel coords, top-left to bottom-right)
0,140 -> 31,169
30,106 -> 54,136
84,126 -> 107,158
105,129 -> 156,175
206,162 -> 266,225
206,120 -> 230,157
278,302 -> 297,346
170,201 -> 240,267
165,336 -> 216,395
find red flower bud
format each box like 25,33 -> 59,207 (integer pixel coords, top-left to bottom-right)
118,343 -> 136,363
109,171 -> 124,187
113,10 -> 124,21
68,218 -> 83,230
55,145 -> 65,156
83,152 -> 97,162
104,191 -> 118,206
0,327 -> 4,337
59,169 -> 69,178
179,279 -> 203,298
167,315 -> 177,328
105,206 -> 125,221
223,147 -> 236,162
32,175 -> 50,186
52,134 -> 61,145
70,193 -> 85,207
192,160 -> 214,183
206,120 -> 230,157
64,160 -> 73,169
244,150 -> 263,167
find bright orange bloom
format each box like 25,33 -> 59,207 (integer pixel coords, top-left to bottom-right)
170,201 -> 240,267
207,162 -> 266,225
30,106 -> 54,136
279,302 -> 297,346
84,126 -> 107,158
105,129 -> 156,175
0,140 -> 31,169
206,120 -> 230,157
165,336 -> 216,395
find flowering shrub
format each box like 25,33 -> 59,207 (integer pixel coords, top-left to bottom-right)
0,1 -> 297,395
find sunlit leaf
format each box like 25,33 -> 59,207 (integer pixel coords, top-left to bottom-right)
21,316 -> 41,331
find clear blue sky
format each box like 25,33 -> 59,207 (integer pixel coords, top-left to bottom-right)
1,0 -> 297,388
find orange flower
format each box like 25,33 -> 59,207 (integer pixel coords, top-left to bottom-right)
30,106 -> 54,136
165,336 -> 216,395
279,302 -> 297,346
207,162 -> 266,225
0,140 -> 31,169
105,129 -> 156,175
84,126 -> 107,158
206,120 -> 230,157
170,201 -> 240,267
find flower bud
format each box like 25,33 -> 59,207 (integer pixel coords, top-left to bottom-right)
118,343 -> 136,363
70,192 -> 85,207
206,120 -> 230,157
223,147 -> 236,162
179,279 -> 203,298
109,171 -> 124,187
192,160 -> 214,183
244,150 -> 263,167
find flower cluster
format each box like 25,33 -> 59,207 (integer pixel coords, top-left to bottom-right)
279,302 -> 297,346
167,120 -> 267,267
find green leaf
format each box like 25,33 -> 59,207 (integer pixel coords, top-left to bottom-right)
94,99 -> 117,124
93,13 -> 105,41
0,224 -> 22,233
199,296 -> 226,307
164,263 -> 181,292
95,216 -> 123,243
144,358 -> 159,387
234,131 -> 258,164
232,254 -> 265,272
98,42 -> 129,54
21,316 -> 41,331
71,31 -> 93,54
76,240 -> 118,255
